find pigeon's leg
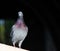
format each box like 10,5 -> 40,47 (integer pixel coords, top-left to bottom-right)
13,41 -> 16,47
18,40 -> 24,48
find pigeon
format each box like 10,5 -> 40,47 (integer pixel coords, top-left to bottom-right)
10,11 -> 28,48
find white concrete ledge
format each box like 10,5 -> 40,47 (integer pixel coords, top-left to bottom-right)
0,43 -> 29,51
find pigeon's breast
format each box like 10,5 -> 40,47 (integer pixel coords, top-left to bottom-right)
13,27 -> 28,41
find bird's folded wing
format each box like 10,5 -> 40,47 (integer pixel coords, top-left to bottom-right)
10,27 -> 13,38
10,25 -> 15,37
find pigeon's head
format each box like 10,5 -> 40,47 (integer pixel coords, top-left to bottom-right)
18,11 -> 23,17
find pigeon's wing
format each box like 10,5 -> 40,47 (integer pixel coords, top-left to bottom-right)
10,27 -> 13,38
10,25 -> 16,37
10,25 -> 15,38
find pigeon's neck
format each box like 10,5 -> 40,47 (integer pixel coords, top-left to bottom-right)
19,15 -> 23,19
15,18 -> 25,27
18,18 -> 24,23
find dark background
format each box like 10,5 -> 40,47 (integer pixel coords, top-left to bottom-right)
0,0 -> 60,51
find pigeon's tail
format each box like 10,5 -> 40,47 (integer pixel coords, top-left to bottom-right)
18,11 -> 24,21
